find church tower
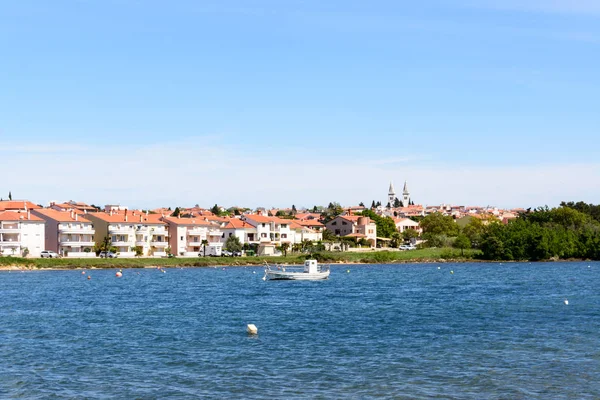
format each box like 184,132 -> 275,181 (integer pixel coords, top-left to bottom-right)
402,181 -> 411,206
388,182 -> 396,207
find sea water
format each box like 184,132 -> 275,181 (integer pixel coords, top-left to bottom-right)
1,262 -> 599,399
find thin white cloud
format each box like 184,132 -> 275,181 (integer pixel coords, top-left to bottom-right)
2,140 -> 599,210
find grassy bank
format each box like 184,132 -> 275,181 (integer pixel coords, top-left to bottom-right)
0,248 -> 481,270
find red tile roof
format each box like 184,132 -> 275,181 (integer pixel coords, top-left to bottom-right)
0,200 -> 42,211
89,211 -> 166,225
0,210 -> 43,221
33,209 -> 92,223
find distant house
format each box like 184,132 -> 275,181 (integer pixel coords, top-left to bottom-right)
221,218 -> 258,246
325,215 -> 377,247
392,217 -> 422,234
32,209 -> 96,257
0,200 -> 42,212
162,216 -> 222,257
242,215 -> 293,255
0,210 -> 45,257
87,210 -> 169,257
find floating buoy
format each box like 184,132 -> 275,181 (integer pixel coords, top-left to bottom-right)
437,266 -> 441,270
81,271 -> 86,275
247,324 -> 258,335
564,299 -> 569,305
87,275 -> 91,280
347,269 -> 350,273
116,271 -> 123,278
450,270 -> 454,274
253,271 -> 256,274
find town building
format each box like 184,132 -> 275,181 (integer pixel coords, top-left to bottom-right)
87,210 -> 169,257
325,215 -> 377,247
163,216 -> 223,257
32,209 -> 96,257
0,210 -> 45,257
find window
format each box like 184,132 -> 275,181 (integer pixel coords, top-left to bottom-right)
261,233 -> 267,238
342,221 -> 347,225
229,233 -> 232,237
335,229 -> 340,235
281,234 -> 287,239
262,223 -> 266,227
332,221 -> 337,226
281,224 -> 287,228
180,236 -> 184,241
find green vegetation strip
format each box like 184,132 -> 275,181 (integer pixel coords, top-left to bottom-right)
0,248 -> 481,270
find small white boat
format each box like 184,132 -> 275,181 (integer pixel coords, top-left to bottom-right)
264,259 -> 330,281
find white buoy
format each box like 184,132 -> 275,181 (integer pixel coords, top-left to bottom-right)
450,270 -> 454,274
564,299 -> 569,305
116,271 -> 123,278
437,266 -> 441,270
253,271 -> 256,274
247,324 -> 258,335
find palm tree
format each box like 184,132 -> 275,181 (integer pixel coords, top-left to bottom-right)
201,239 -> 209,257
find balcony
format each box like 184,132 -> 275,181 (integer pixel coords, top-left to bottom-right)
187,229 -> 206,236
0,228 -> 20,234
59,239 -> 95,246
112,241 -> 131,247
151,241 -> 168,247
109,227 -> 132,234
59,227 -> 95,235
150,227 -> 167,235
0,240 -> 21,245
135,240 -> 147,246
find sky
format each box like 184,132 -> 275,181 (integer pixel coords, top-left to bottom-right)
1,0 -> 599,210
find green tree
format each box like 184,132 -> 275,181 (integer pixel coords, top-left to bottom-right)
453,234 -> 471,256
393,197 -> 402,208
172,207 -> 181,217
210,204 -> 220,215
224,235 -> 242,252
420,213 -> 459,237
132,245 -> 143,257
201,239 -> 209,257
462,218 -> 485,248
291,205 -> 297,215
278,242 -> 290,257
402,228 -> 419,241
94,235 -> 112,255
359,202 -> 365,207
390,232 -> 402,248
8,191 -> 12,200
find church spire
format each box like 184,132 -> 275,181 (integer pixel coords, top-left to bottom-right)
389,182 -> 395,194
403,181 -> 409,194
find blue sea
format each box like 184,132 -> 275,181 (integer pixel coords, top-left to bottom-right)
1,262 -> 599,399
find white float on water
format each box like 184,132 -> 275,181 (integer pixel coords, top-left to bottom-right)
564,299 -> 569,305
116,271 -> 123,278
247,324 -> 258,335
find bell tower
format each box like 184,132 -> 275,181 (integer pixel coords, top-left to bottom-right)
402,181 -> 411,206
388,182 -> 396,207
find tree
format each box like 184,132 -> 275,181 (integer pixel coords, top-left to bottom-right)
291,205 -> 297,215
420,213 -> 459,237
224,235 -> 242,252
278,242 -> 290,257
402,228 -> 419,242
94,235 -> 112,255
133,245 -> 143,257
312,205 -> 318,213
462,218 -> 485,248
359,202 -> 365,207
210,204 -> 220,215
201,239 -> 209,257
371,200 -> 376,209
393,197 -> 402,208
390,232 -> 402,248
453,234 -> 471,256
8,191 -> 12,200
172,207 -> 181,217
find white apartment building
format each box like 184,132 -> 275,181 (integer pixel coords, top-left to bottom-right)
87,211 -> 169,257
0,211 -> 45,257
32,209 -> 96,257
163,216 -> 223,257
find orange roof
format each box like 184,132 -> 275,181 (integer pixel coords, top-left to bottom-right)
0,210 -> 43,222
223,219 -> 255,229
0,200 -> 42,211
89,211 -> 166,225
296,219 -> 324,227
33,209 -> 92,223
162,216 -> 213,226
244,214 -> 274,223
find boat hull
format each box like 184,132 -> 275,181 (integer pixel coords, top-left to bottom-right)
265,270 -> 330,281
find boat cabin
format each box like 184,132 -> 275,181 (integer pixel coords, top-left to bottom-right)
304,259 -> 319,273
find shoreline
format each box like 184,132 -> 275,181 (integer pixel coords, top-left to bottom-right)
0,255 -> 593,271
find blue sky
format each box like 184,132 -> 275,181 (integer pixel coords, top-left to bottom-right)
1,0 -> 599,209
